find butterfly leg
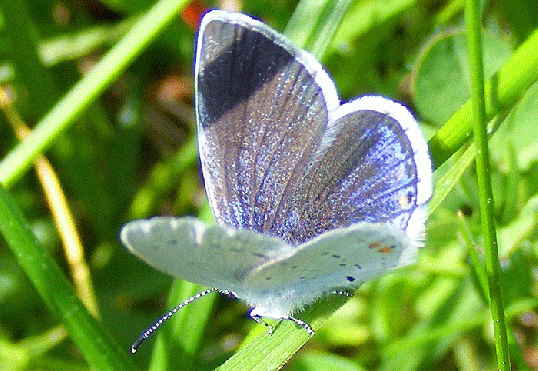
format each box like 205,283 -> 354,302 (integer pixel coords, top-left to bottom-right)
331,289 -> 355,297
250,313 -> 275,335
287,316 -> 315,336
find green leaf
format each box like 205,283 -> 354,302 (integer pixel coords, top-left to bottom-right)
413,30 -> 512,126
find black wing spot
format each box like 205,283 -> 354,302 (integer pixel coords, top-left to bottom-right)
347,276 -> 355,282
265,277 -> 272,280
331,254 -> 341,258
354,264 -> 362,269
339,263 -> 346,267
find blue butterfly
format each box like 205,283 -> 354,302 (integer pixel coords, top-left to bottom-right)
122,10 -> 432,353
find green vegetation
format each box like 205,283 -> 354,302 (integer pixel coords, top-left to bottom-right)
0,0 -> 537,369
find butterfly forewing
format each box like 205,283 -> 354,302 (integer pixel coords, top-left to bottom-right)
196,13 -> 337,236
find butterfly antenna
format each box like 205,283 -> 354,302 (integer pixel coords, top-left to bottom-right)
130,287 -> 218,354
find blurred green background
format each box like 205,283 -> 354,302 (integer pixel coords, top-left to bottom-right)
0,0 -> 537,370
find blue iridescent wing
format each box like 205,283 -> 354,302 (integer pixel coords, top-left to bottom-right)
274,97 -> 432,244
195,11 -> 338,234
196,12 -> 432,245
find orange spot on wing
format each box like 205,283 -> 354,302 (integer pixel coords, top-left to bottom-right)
369,242 -> 380,249
370,242 -> 396,254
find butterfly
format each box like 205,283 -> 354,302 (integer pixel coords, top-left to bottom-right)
121,10 -> 432,353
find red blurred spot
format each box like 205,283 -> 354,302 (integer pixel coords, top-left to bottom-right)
182,0 -> 208,31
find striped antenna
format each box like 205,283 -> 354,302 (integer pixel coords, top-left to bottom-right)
130,287 -> 218,354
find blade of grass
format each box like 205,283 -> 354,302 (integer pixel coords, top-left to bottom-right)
0,89 -> 100,318
383,298 -> 537,357
309,0 -> 352,61
428,141 -> 475,217
218,296 -> 349,371
427,109 -> 506,218
0,18 -> 137,84
457,213 -> 529,370
330,0 -> 419,54
0,185 -> 137,369
464,0 -> 510,369
284,0 -> 353,60
128,137 -> 198,219
148,281 -> 218,370
0,0 -> 191,188
457,212 -> 490,304
284,0 -> 333,49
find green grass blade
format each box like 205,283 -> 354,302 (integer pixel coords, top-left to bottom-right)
217,296 -> 349,370
284,0 -> 353,60
148,281 -> 218,370
128,137 -> 198,219
0,185 -> 137,370
428,141 -> 475,217
0,0 -> 58,119
464,0 -> 511,368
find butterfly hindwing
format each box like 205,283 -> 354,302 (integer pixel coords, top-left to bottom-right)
233,222 -> 411,317
276,97 -> 432,244
246,222 -> 410,290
